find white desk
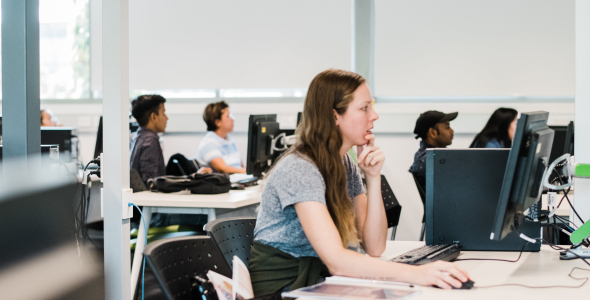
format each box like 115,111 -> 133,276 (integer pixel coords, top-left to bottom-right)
130,186 -> 262,299
376,241 -> 589,299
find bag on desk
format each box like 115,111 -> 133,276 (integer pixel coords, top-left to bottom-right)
148,172 -> 231,194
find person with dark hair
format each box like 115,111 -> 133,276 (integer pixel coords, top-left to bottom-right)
248,70 -> 469,297
130,94 -> 168,183
409,110 -> 458,189
470,108 -> 518,148
195,101 -> 245,173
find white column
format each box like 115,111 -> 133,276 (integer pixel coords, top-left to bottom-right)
575,0 -> 590,227
103,0 -> 131,299
352,0 -> 375,92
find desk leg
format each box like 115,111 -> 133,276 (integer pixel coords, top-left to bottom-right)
208,208 -> 216,222
130,206 -> 152,300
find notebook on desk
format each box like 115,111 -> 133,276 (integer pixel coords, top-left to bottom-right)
282,282 -> 419,300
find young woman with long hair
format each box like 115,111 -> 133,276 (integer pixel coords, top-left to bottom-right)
470,108 -> 518,148
248,69 -> 470,296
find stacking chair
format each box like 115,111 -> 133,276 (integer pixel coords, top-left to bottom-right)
380,175 -> 402,240
134,235 -> 231,300
205,217 -> 257,269
412,174 -> 427,241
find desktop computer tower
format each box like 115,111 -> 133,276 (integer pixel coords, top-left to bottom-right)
425,149 -> 541,251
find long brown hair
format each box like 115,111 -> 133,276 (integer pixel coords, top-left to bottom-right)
277,69 -> 365,247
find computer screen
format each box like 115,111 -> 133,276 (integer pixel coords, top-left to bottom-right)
40,127 -> 78,163
491,111 -> 555,241
297,112 -> 303,127
246,114 -> 280,176
548,125 -> 568,184
93,117 -> 103,160
564,121 -> 574,156
93,116 -> 142,160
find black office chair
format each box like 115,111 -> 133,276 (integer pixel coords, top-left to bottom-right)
131,169 -> 148,192
380,175 -> 402,240
134,235 -> 231,300
205,217 -> 257,269
412,173 -> 426,241
364,175 -> 402,240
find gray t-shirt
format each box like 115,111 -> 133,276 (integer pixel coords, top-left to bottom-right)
253,152 -> 365,258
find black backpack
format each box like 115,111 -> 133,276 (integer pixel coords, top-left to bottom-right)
166,153 -> 200,176
148,172 -> 231,194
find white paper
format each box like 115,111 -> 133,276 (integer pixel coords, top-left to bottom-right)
207,270 -> 233,300
232,256 -> 254,300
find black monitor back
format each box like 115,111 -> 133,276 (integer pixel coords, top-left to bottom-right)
246,114 -> 278,176
425,149 -> 541,251
41,127 -> 78,162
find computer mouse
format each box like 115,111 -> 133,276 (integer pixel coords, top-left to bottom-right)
454,279 -> 474,290
433,279 -> 475,290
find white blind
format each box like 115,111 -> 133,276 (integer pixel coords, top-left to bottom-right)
374,0 -> 574,97
92,0 -> 351,91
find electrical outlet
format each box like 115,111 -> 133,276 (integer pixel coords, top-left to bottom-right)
122,189 -> 133,219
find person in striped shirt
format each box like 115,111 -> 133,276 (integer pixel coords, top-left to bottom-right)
195,101 -> 246,174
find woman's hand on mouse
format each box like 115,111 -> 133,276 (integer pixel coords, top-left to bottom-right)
409,261 -> 470,289
356,134 -> 384,178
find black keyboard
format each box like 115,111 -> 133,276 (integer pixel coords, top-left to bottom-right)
389,244 -> 461,265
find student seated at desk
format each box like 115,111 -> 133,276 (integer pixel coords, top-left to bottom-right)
409,110 -> 457,189
195,101 -> 246,174
130,95 -> 168,183
470,108 -> 518,148
40,109 -> 62,126
249,69 -> 469,297
130,94 -> 206,228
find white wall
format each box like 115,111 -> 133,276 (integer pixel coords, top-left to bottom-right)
91,0 -> 352,91
375,0 -> 574,97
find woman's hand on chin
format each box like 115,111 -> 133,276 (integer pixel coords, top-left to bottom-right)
356,134 -> 384,178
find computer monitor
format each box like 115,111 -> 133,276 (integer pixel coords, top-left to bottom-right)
564,121 -> 574,156
93,117 -> 103,160
246,115 -> 280,176
93,116 -> 142,160
297,112 -> 303,127
548,125 -> 568,184
491,111 -> 555,241
41,127 -> 78,163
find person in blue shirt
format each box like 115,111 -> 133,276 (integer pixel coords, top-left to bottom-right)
409,110 -> 457,189
470,108 -> 518,149
196,101 -> 246,174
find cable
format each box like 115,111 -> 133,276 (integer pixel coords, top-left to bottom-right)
129,203 -> 148,300
476,267 -> 590,289
455,242 -> 528,262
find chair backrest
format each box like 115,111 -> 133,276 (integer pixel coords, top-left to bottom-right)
380,175 -> 402,228
138,235 -> 232,300
363,175 -> 402,229
205,217 -> 257,269
130,169 -> 148,192
412,173 -> 426,222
